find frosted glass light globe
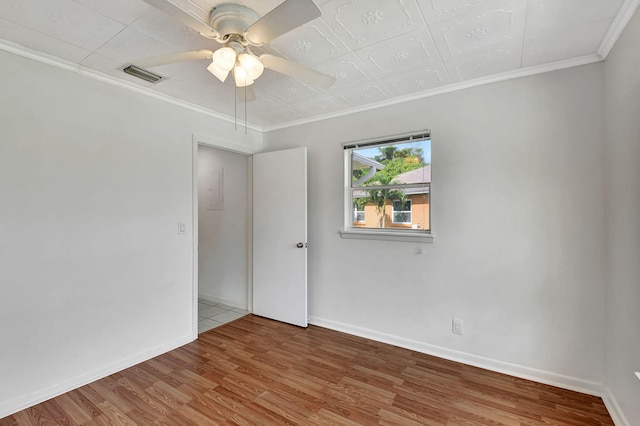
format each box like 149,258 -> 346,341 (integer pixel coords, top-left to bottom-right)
233,65 -> 254,87
212,47 -> 236,71
238,53 -> 264,80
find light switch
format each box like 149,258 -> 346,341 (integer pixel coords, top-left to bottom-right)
178,222 -> 186,235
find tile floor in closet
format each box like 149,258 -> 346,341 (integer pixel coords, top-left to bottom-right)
198,298 -> 248,333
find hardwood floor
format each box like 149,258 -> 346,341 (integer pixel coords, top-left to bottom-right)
1,315 -> 613,425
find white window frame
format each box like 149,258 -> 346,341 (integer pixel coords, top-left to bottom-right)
340,130 -> 434,243
392,199 -> 412,224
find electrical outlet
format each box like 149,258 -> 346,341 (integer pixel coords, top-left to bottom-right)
452,318 -> 464,335
177,222 -> 186,235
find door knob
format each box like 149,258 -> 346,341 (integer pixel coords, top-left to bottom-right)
296,242 -> 304,248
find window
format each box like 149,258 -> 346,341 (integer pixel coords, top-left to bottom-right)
392,200 -> 412,224
341,130 -> 433,242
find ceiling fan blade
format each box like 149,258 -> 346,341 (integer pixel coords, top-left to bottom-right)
237,85 -> 257,103
143,0 -> 219,39
132,50 -> 214,68
245,0 -> 321,45
260,54 -> 335,89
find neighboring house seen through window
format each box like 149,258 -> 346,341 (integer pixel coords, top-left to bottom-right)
343,131 -> 431,240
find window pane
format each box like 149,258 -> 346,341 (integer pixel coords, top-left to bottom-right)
351,139 -> 431,188
392,200 -> 411,211
393,211 -> 411,223
352,187 -> 429,230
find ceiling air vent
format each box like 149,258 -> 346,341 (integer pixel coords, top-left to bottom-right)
122,65 -> 164,83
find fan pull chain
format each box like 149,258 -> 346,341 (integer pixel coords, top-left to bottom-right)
244,84 -> 248,135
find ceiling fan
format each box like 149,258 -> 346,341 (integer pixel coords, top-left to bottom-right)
127,0 -> 336,100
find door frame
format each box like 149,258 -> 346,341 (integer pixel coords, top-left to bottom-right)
191,135 -> 255,339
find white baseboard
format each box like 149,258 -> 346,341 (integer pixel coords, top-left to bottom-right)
0,334 -> 194,419
309,316 -> 605,397
603,387 -> 630,426
198,293 -> 247,310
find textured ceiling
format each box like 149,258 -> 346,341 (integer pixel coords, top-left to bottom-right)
0,0 -> 634,129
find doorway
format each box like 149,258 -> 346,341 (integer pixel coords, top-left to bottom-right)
195,143 -> 252,334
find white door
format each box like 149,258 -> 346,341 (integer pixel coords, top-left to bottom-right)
253,147 -> 307,327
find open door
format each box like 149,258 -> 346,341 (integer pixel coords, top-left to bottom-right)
252,147 -> 307,327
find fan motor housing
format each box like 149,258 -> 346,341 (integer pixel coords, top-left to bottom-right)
209,4 -> 259,40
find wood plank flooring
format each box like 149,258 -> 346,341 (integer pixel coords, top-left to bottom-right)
1,315 -> 613,425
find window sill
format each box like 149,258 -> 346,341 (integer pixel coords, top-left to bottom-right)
339,229 -> 435,243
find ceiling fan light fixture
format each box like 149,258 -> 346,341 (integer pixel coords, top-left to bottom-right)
211,46 -> 237,72
207,61 -> 230,82
234,65 -> 254,87
238,53 -> 264,80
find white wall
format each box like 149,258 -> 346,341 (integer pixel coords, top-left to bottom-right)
603,5 -> 640,425
198,145 -> 249,308
264,64 -> 608,392
0,49 -> 261,417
